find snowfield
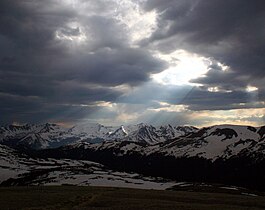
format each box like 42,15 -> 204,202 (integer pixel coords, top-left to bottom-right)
0,144 -> 177,190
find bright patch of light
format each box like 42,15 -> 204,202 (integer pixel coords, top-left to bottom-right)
152,50 -> 210,85
58,0 -> 157,44
246,85 -> 258,92
217,62 -> 229,71
55,22 -> 87,43
113,0 -> 157,43
149,102 -> 188,112
208,87 -> 219,92
192,108 -> 265,127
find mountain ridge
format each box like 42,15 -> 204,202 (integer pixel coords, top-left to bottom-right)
0,122 -> 198,149
1,122 -> 265,162
1,123 -> 265,190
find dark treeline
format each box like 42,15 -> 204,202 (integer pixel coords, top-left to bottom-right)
24,146 -> 265,191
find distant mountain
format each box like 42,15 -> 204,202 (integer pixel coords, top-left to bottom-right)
60,124 -> 265,161
157,124 -> 265,160
1,123 -> 264,161
1,123 -> 265,190
0,123 -> 198,149
0,123 -> 73,149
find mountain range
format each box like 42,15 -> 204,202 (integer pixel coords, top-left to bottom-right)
0,123 -> 198,149
1,122 -> 265,190
1,123 -> 264,161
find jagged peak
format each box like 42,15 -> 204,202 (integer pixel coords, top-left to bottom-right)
0,122 -> 264,150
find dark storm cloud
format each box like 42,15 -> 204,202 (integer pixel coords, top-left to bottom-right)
0,0 -> 166,124
0,0 -> 165,83
0,0 -> 76,50
54,47 -> 165,86
190,66 -> 246,91
142,0 -> 265,110
0,91 -> 117,124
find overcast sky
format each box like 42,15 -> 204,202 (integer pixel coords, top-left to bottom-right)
0,0 -> 264,127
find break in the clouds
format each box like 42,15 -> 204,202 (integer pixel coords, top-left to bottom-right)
142,0 -> 265,93
0,0 -> 264,126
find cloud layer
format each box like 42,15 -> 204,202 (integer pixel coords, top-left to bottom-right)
0,0 -> 264,126
0,0 -> 165,124
141,0 -> 265,115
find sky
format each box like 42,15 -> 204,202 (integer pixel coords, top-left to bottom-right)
0,0 -> 264,127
